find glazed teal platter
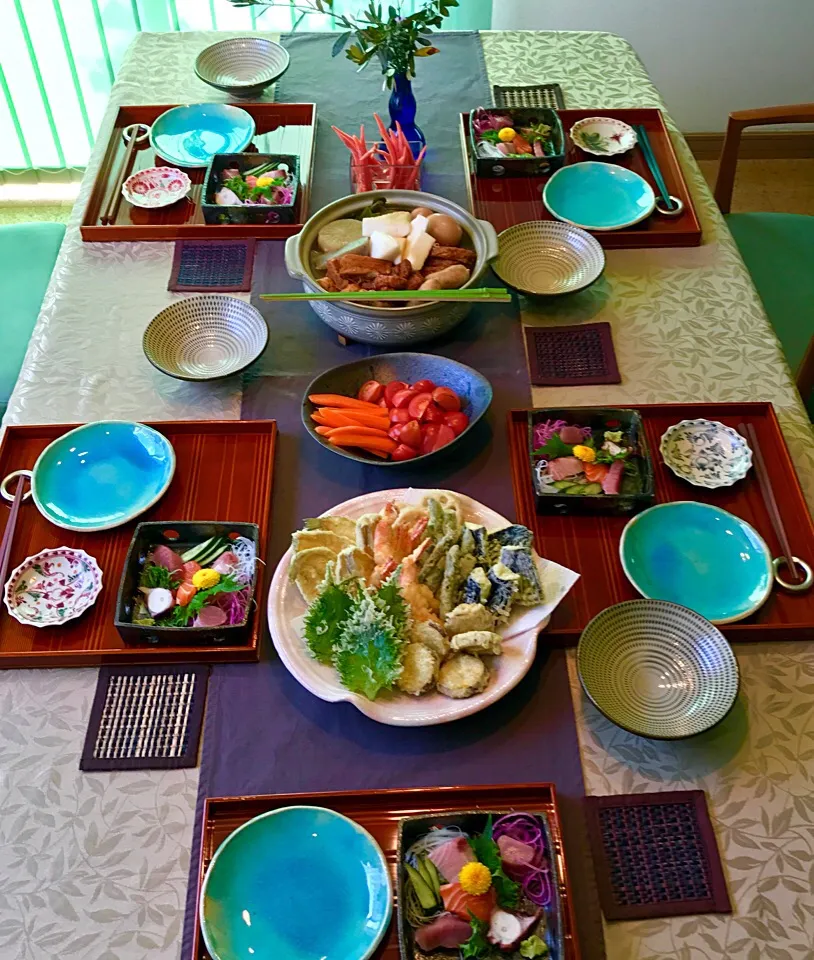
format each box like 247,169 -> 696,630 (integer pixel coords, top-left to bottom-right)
620,501 -> 773,624
150,103 -> 256,168
200,806 -> 392,960
543,161 -> 656,231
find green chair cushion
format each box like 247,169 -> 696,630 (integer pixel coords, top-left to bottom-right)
726,212 -> 814,378
0,222 -> 65,410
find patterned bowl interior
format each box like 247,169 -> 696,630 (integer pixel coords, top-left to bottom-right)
143,295 -> 268,381
659,419 -> 753,488
122,166 -> 191,208
195,38 -> 290,91
493,221 -> 605,295
578,599 -> 739,739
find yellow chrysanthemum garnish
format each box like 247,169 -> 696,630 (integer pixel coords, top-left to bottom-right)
458,861 -> 492,895
572,444 -> 596,463
498,127 -> 517,143
192,568 -> 220,590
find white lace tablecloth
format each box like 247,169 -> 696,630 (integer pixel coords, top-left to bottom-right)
2,30 -> 813,960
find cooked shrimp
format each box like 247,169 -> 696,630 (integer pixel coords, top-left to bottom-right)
400,538 -> 441,623
371,503 -> 430,586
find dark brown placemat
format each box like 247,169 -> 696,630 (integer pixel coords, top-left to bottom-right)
585,790 -> 732,921
494,82 -> 565,110
525,322 -> 621,386
168,239 -> 255,292
80,665 -> 210,771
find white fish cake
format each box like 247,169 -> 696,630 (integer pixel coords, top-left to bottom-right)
450,630 -> 503,656
397,642 -> 439,697
437,653 -> 489,699
444,603 -> 497,636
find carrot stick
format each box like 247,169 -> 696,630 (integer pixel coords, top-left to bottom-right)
330,435 -> 397,453
326,425 -> 392,440
314,426 -> 333,436
315,408 -> 359,428
310,411 -> 330,426
308,393 -> 384,412
319,408 -> 390,428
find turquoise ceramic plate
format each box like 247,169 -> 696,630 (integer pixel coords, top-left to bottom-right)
620,501 -> 773,624
543,161 -> 656,231
150,103 -> 256,168
32,421 -> 175,532
200,806 -> 392,960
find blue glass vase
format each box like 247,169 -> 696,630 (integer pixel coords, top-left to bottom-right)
388,73 -> 425,148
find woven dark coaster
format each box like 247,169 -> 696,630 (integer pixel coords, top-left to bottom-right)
525,322 -> 620,386
493,83 -> 565,110
168,239 -> 255,292
585,791 -> 732,921
80,665 -> 210,771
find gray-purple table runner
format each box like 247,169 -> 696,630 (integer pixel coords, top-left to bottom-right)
180,31 -> 605,960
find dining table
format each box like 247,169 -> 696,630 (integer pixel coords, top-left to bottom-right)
2,27 -> 814,960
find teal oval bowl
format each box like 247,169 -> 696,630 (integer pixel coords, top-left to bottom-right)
200,806 -> 392,960
620,501 -> 773,624
150,103 -> 256,168
543,161 -> 656,231
32,421 -> 175,532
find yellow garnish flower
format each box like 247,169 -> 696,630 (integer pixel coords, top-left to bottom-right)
255,175 -> 275,187
458,861 -> 492,895
192,568 -> 220,590
572,444 -> 596,463
498,127 -> 517,143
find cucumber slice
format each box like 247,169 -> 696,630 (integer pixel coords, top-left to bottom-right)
582,482 -> 603,495
562,484 -> 585,495
552,480 -> 574,490
422,857 -> 442,897
416,856 -> 435,890
404,862 -> 437,910
181,536 -> 228,565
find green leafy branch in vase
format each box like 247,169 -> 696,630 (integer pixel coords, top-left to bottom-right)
226,0 -> 458,86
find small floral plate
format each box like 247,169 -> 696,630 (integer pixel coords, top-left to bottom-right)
569,116 -> 637,156
122,166 -> 192,209
3,547 -> 103,628
660,419 -> 753,488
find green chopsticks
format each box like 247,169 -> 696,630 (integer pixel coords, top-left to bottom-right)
635,124 -> 679,213
260,288 -> 512,303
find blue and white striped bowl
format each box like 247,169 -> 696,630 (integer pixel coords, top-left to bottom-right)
195,37 -> 290,98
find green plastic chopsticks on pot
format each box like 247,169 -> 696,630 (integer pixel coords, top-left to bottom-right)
260,288 -> 512,303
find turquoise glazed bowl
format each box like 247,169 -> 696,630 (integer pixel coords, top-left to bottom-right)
150,103 -> 256,168
543,161 -> 656,231
620,501 -> 773,624
31,421 -> 175,532
200,806 -> 392,960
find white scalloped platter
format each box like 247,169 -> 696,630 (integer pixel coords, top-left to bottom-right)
268,488 -> 579,726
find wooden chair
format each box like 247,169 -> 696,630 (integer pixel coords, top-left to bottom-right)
714,103 -> 814,416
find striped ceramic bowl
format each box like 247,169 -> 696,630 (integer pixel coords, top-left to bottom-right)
493,221 -> 605,296
143,295 -> 268,381
195,37 -> 290,97
577,599 -> 739,739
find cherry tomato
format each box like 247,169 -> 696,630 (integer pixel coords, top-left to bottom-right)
432,424 -> 456,451
421,401 -> 446,424
432,386 -> 461,412
399,419 -> 422,450
390,407 -> 411,424
357,380 -> 384,404
391,388 -> 418,409
444,411 -> 470,436
383,380 -> 408,405
391,443 -> 420,462
389,423 -> 406,442
407,391 -> 433,420
378,396 -> 389,408
421,424 -> 441,455
411,378 -> 435,393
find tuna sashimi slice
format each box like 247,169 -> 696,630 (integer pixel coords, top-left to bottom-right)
547,457 -> 583,482
194,605 -> 227,627
152,545 -> 184,574
428,835 -> 475,883
497,834 -> 537,878
602,459 -> 625,495
414,913 -> 473,951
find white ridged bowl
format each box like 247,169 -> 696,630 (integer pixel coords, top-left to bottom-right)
143,295 -> 268,381
578,599 -> 739,739
493,221 -> 605,296
195,37 -> 290,97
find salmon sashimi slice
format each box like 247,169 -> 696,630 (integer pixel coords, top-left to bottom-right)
583,462 -> 609,484
440,882 -> 496,923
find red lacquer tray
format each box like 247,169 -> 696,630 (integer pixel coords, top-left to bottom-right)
81,103 -> 316,242
460,108 -> 702,248
509,403 -> 814,643
192,783 -> 580,960
0,420 -> 276,667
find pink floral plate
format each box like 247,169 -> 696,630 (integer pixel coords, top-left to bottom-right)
3,547 -> 103,628
122,166 -> 192,209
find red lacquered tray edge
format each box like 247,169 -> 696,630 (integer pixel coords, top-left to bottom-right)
0,420 -> 276,667
460,108 -> 702,249
508,402 -> 814,644
192,783 -> 580,960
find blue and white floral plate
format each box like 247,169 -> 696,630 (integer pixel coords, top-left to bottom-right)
660,419 -> 752,488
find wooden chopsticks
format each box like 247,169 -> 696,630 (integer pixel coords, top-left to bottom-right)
0,476 -> 27,598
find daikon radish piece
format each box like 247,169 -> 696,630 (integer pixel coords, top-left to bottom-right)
317,219 -> 363,253
369,231 -> 402,262
361,211 -> 412,238
404,231 -> 435,271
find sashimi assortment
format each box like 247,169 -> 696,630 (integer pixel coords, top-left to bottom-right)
402,814 -> 558,959
129,534 -> 257,628
532,415 -> 645,498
